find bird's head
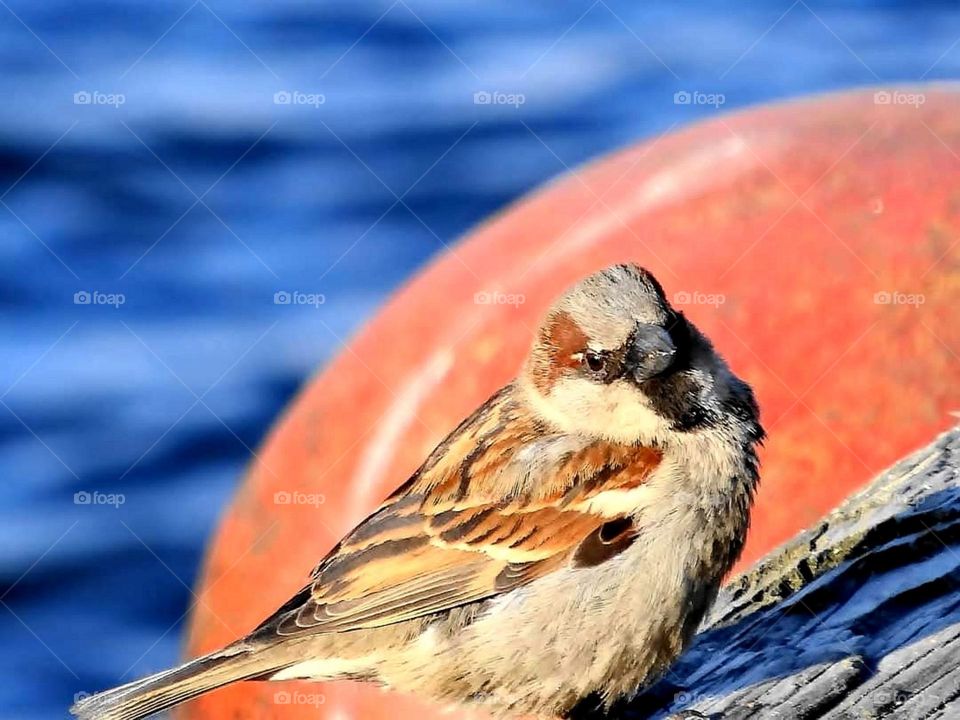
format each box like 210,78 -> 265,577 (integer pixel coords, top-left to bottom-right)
521,263 -> 751,444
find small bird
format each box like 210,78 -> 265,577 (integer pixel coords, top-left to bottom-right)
72,263 -> 763,720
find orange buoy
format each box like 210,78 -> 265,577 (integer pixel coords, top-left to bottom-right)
182,87 -> 960,720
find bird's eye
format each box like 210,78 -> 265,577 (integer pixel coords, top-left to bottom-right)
584,351 -> 605,372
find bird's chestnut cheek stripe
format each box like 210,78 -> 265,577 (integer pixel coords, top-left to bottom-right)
529,310 -> 589,394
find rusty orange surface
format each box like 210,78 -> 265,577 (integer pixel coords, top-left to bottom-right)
181,87 -> 960,720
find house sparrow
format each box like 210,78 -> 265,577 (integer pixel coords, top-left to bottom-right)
71,263 -> 763,720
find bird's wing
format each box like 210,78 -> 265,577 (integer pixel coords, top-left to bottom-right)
265,385 -> 663,636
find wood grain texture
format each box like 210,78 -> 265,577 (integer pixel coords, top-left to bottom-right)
572,425 -> 960,720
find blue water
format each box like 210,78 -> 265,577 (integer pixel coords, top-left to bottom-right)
2,2 -> 959,718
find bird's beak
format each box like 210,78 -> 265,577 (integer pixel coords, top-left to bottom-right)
627,324 -> 676,382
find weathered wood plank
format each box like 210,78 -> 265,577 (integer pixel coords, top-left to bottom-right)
572,426 -> 960,720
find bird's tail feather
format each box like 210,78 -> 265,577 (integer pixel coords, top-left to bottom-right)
69,643 -> 291,720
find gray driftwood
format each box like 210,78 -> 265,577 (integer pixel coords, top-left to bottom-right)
572,425 -> 960,720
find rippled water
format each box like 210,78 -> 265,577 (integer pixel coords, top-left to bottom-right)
1,1 -> 958,717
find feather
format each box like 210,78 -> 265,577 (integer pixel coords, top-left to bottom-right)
258,383 -> 662,637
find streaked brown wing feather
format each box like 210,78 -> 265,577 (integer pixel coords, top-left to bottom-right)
271,384 -> 662,637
